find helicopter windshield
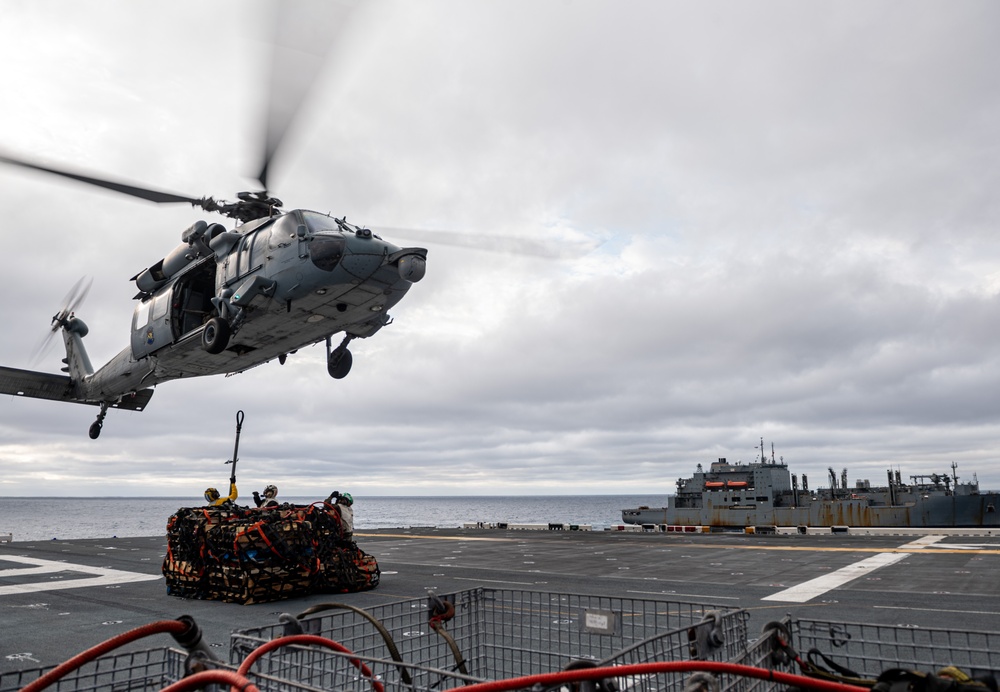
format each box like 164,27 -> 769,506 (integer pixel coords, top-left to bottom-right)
301,211 -> 339,234
302,212 -> 346,271
310,233 -> 346,271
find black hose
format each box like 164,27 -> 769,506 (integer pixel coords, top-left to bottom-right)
430,620 -> 470,681
295,602 -> 413,686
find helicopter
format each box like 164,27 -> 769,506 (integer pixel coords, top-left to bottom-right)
0,4 -> 593,440
0,1 -> 447,439
0,154 -> 428,439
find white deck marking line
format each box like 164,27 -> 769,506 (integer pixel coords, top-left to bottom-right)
762,536 -> 943,603
904,535 -> 948,548
874,605 -> 1000,616
452,577 -> 537,586
761,552 -> 909,603
627,590 -> 740,600
0,556 -> 160,596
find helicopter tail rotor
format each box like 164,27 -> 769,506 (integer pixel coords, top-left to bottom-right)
30,276 -> 93,367
51,276 -> 92,329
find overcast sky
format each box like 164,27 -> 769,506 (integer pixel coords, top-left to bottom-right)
1,1 -> 999,498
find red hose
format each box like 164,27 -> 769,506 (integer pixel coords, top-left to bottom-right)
235,634 -> 384,692
454,660 -> 871,692
159,669 -> 260,692
19,619 -> 190,692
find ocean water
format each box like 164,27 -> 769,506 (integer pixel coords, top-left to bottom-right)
0,494 -> 667,542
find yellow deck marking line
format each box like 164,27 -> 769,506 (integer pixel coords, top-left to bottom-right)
358,533 -> 1000,553
355,533 -> 513,542
677,542 -> 1000,555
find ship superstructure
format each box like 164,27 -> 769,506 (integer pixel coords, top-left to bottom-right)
622,442 -> 1000,528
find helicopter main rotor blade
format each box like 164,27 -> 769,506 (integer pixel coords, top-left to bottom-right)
371,227 -> 602,260
257,0 -> 359,190
0,153 -> 202,205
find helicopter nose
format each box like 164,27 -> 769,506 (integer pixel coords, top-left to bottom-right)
397,254 -> 426,282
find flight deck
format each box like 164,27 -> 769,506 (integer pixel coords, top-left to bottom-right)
2,527 -> 1000,675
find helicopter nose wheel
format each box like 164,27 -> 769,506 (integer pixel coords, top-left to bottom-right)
89,402 -> 110,439
326,334 -> 354,379
328,349 -> 353,379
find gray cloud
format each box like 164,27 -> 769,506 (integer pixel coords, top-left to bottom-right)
1,0 -> 999,498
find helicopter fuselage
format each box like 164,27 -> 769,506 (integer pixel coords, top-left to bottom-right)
121,208 -> 421,383
5,208 -> 427,436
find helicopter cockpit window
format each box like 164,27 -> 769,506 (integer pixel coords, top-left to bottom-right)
309,234 -> 346,271
301,211 -> 338,234
299,211 -> 345,271
133,300 -> 152,330
151,292 -> 169,320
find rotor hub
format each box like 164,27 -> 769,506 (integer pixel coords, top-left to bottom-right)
197,191 -> 283,222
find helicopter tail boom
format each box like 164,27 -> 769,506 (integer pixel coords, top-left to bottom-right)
0,365 -> 153,411
2,304 -> 153,438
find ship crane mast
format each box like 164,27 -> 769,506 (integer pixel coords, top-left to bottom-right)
910,473 -> 952,491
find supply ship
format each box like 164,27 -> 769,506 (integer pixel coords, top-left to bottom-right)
621,441 -> 1000,528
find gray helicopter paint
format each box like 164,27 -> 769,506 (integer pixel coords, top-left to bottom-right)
129,290 -> 172,360
0,208 -> 426,435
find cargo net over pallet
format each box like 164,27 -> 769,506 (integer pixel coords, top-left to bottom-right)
162,502 -> 379,604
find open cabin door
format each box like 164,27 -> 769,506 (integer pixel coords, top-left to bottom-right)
130,259 -> 218,359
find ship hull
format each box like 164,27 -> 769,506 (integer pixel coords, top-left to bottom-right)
623,493 -> 1000,528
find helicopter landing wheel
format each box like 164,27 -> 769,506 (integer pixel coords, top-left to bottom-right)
89,402 -> 109,440
202,316 -> 231,354
328,348 -> 353,379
